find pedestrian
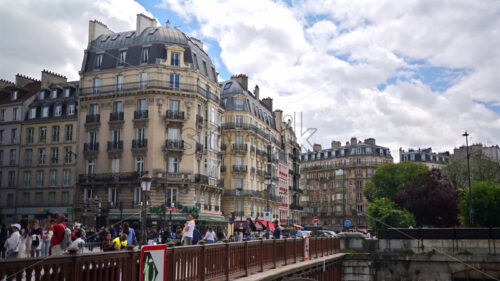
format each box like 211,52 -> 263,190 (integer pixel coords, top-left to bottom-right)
86,226 -> 96,252
296,226 -> 303,238
41,222 -> 53,257
101,232 -> 114,252
112,234 -> 128,250
109,224 -> 117,238
290,227 -> 297,238
66,230 -> 85,253
0,223 -> 8,259
204,227 -> 216,244
98,226 -> 106,249
182,214 -> 196,246
30,220 -> 43,257
122,222 -> 136,245
50,213 -> 68,256
273,220 -> 281,239
5,224 -> 22,258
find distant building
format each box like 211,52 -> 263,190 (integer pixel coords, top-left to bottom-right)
300,137 -> 392,231
452,144 -> 500,163
399,147 -> 450,170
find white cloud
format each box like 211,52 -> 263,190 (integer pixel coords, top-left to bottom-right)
0,0 -> 154,81
158,0 -> 500,159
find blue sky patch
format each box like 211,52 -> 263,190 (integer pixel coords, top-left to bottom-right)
473,100 -> 500,113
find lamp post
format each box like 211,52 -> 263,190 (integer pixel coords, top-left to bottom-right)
463,131 -> 474,226
140,171 -> 152,246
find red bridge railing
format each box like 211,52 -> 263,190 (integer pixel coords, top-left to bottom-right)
0,237 -> 340,281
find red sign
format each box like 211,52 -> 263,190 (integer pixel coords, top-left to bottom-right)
314,217 -> 318,223
304,236 -> 310,261
140,245 -> 167,281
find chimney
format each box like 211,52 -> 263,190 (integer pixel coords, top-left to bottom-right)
136,13 -> 157,35
331,141 -> 341,148
231,74 -> 248,91
41,70 -> 67,88
273,110 -> 283,131
364,138 -> 376,145
15,74 -> 38,87
350,137 -> 357,145
166,20 -> 171,28
88,20 -> 113,43
0,79 -> 15,88
313,144 -> 322,152
254,85 -> 260,100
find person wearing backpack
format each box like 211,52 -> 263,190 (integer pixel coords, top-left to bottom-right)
4,224 -> 21,258
30,220 -> 43,257
50,213 -> 68,255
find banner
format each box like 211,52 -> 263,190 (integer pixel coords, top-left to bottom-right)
304,236 -> 310,261
140,245 -> 167,281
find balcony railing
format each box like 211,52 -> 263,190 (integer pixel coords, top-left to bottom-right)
83,142 -> 99,152
85,114 -> 100,124
165,139 -> 184,150
232,143 -> 248,152
224,190 -> 281,202
217,179 -> 224,187
165,110 -> 184,121
78,172 -> 142,184
132,139 -> 147,149
221,122 -> 281,146
107,141 -> 123,151
232,165 -> 248,173
195,174 -> 208,184
133,110 -> 148,119
256,149 -> 267,157
109,112 -> 124,122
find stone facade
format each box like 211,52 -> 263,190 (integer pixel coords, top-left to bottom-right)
399,147 -> 450,170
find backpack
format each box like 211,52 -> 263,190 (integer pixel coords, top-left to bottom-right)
60,227 -> 72,250
32,235 -> 40,248
192,229 -> 202,245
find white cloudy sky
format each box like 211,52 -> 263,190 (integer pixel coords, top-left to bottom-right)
1,0 -> 499,159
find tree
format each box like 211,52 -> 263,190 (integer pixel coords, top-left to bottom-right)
459,181 -> 500,227
364,162 -> 428,202
367,198 -> 416,235
443,153 -> 500,189
393,169 -> 459,227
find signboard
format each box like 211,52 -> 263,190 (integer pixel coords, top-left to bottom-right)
314,217 -> 318,223
344,219 -> 351,227
304,236 -> 310,261
140,245 -> 167,281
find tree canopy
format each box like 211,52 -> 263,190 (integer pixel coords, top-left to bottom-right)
459,181 -> 500,227
367,198 -> 416,235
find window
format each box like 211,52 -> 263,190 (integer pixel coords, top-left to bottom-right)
166,188 -> 178,207
169,73 -> 179,90
11,90 -> 18,101
67,104 -> 75,116
111,129 -> 121,144
202,61 -> 208,75
136,127 -> 145,141
235,115 -> 243,127
141,48 -> 149,63
8,171 -> 15,186
88,131 -> 97,144
62,191 -> 69,205
11,128 -> 17,143
139,72 -> 147,89
235,99 -> 244,110
167,128 -> 180,140
13,108 -> 18,120
133,187 -> 142,204
95,54 -> 103,69
65,125 -> 73,141
138,99 -> 147,111
193,53 -> 199,69
49,192 -> 56,205
86,160 -> 96,175
24,171 -> 31,187
169,100 -> 180,111
26,128 -> 34,143
135,157 -> 144,173
112,159 -> 120,173
171,52 -> 179,66
49,170 -> 57,186
38,148 -> 46,165
35,192 -> 43,204
64,88 -> 70,97
116,75 -> 124,91
108,188 -> 118,204
51,89 -> 57,99
0,150 -> 2,164
235,178 -> 243,189
29,108 -> 36,119
54,105 -> 62,117
24,149 -> 32,166
23,192 -> 30,205
52,126 -> 60,142
63,170 -> 71,186
38,91 -> 45,100
36,170 -> 44,187
0,130 -> 3,143
9,149 -> 16,165
51,148 -> 58,164
41,106 -> 49,118
39,127 -> 47,143
223,82 -> 232,90
168,157 -> 178,173
93,78 -> 100,94
357,205 -> 363,214
118,50 -> 126,66
64,147 -> 72,164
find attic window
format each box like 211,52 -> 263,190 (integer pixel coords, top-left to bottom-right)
148,28 -> 158,35
125,31 -> 135,38
10,90 -> 18,101
100,35 -> 110,42
223,82 -> 232,89
111,34 -> 120,41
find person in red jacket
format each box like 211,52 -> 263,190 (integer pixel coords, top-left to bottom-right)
50,213 -> 67,255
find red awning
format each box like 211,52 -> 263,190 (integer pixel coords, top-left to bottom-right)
255,217 -> 275,232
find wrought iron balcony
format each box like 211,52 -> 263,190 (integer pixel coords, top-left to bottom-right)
223,190 -> 281,202
85,114 -> 100,124
83,142 -> 99,152
232,143 -> 248,152
232,165 -> 248,173
107,141 -> 123,152
134,110 -> 148,119
195,174 -> 208,184
165,110 -> 185,121
78,172 -> 142,184
109,112 -> 124,122
132,139 -> 148,149
217,179 -> 224,187
165,139 -> 184,150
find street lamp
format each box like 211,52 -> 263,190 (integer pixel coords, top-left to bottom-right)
463,131 -> 474,226
140,171 -> 152,245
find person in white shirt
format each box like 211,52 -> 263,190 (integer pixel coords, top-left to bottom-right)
204,227 -> 216,244
182,214 -> 195,245
4,224 -> 21,258
66,230 -> 84,253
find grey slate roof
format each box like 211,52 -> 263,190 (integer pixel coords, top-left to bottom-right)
82,27 -> 217,83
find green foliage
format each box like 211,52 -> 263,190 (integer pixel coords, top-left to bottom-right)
178,204 -> 200,219
364,162 -> 428,202
367,198 -> 416,235
400,249 -> 415,257
459,181 -> 500,227
344,248 -> 358,254
457,250 -> 472,256
444,153 -> 500,189
426,249 -> 436,259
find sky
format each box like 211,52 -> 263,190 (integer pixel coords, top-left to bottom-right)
1,0 -> 499,160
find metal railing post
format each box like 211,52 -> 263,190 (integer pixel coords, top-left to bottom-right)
225,239 -> 230,281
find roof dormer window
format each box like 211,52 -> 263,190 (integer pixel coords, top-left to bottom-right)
41,106 -> 49,118
171,52 -> 179,66
38,91 -> 45,100
223,82 -> 232,89
50,89 -> 57,99
118,50 -> 126,66
95,54 -> 103,69
29,107 -> 36,119
10,90 -> 18,101
125,31 -> 134,38
63,88 -> 70,98
111,34 -> 120,41
141,48 -> 149,64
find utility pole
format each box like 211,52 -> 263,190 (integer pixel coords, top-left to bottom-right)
463,131 -> 474,226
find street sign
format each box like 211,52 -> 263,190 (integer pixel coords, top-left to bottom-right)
314,217 -> 318,223
344,219 -> 351,227
263,211 -> 272,222
140,245 -> 166,281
